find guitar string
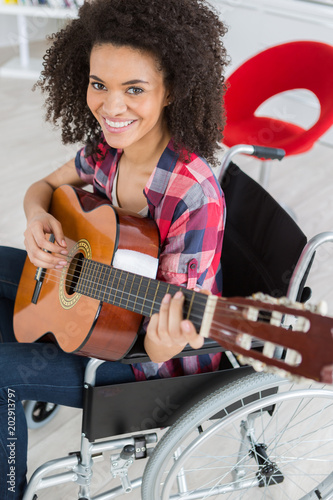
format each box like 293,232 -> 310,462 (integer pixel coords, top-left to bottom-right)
31,262 -> 307,367
33,265 -> 282,327
33,258 -> 282,352
44,253 -> 278,309
29,259 -> 298,353
38,255 -> 208,312
39,261 -> 243,315
36,257 -> 248,309
41,254 -> 254,311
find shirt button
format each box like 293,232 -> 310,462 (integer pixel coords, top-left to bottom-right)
190,263 -> 197,270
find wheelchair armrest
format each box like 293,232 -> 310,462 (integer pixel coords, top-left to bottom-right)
287,231 -> 333,302
120,336 -> 225,364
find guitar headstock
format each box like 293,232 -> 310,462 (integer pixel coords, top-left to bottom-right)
209,293 -> 333,383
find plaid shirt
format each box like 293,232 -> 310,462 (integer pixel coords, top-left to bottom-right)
75,138 -> 225,380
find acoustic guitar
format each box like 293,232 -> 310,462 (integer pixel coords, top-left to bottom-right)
14,185 -> 333,382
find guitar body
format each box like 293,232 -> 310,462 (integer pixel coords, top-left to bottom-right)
14,185 -> 160,361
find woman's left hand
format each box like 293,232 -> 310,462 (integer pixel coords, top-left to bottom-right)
145,291 -> 204,362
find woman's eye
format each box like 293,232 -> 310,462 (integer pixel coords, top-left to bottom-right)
127,87 -> 144,95
91,82 -> 106,91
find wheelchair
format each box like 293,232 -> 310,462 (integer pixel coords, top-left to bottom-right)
23,146 -> 333,500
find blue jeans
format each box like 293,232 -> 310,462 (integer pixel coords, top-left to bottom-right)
0,247 -> 136,499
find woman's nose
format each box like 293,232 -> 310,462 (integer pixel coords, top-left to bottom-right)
102,92 -> 127,115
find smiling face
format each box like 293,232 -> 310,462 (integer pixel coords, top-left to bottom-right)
87,44 -> 170,156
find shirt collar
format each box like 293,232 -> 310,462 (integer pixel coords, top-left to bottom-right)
144,139 -> 180,208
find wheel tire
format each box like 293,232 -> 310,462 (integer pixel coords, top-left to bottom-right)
142,372 -> 333,499
24,400 -> 60,430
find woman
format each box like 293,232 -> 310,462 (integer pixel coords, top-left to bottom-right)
0,0 -> 228,497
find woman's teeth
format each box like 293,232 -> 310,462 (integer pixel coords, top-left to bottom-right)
105,119 -> 134,128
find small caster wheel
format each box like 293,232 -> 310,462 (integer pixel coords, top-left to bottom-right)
24,401 -> 60,429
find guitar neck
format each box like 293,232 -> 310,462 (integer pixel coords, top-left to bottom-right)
75,258 -> 207,329
74,256 -> 333,383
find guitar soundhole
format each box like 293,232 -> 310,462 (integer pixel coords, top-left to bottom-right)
66,252 -> 84,296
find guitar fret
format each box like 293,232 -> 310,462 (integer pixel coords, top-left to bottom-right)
90,261 -> 97,300
186,290 -> 196,320
116,269 -> 124,306
99,262 -> 108,300
125,273 -> 135,310
141,279 -> 150,315
82,260 -> 90,296
119,272 -> 129,309
111,268 -> 119,305
106,266 -> 117,304
128,274 -> 140,312
101,263 -> 111,302
150,281 -> 160,316
133,276 -> 143,312
90,261 -> 98,300
93,261 -> 102,301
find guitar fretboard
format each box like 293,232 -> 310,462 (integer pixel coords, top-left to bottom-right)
75,258 -> 207,329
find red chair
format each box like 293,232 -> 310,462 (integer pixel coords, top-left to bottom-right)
223,40 -> 333,185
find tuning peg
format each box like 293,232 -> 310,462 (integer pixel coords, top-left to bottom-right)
316,301 -> 328,316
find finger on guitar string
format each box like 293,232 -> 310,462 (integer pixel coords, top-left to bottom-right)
25,250 -> 68,270
147,291 -> 202,350
24,212 -> 68,268
147,294 -> 173,347
24,231 -> 69,269
156,292 -> 186,348
167,291 -> 188,345
25,212 -> 67,250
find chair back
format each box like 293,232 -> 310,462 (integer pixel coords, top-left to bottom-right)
224,40 -> 333,125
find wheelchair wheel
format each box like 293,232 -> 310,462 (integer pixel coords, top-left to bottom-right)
142,371 -> 333,499
24,400 -> 60,430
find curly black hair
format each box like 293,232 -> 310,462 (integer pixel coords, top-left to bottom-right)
35,0 -> 229,165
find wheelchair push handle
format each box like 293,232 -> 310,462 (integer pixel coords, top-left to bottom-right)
251,145 -> 285,161
218,145 -> 286,182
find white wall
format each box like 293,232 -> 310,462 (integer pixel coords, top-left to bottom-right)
211,0 -> 333,72
211,0 -> 333,145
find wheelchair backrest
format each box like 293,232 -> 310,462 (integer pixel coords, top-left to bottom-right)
221,162 -> 310,301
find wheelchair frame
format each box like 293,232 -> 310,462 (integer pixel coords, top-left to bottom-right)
22,146 -> 333,500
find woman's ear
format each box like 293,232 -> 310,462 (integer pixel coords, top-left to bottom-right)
165,92 -> 172,106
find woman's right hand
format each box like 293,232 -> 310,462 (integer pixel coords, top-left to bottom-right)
24,211 -> 68,269
23,158 -> 85,269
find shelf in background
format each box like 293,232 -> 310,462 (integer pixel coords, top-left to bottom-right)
0,2 -> 77,79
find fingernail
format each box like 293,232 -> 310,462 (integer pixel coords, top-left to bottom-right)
162,294 -> 171,304
61,240 -> 67,247
60,250 -> 68,255
181,320 -> 191,332
174,291 -> 183,300
58,260 -> 67,266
